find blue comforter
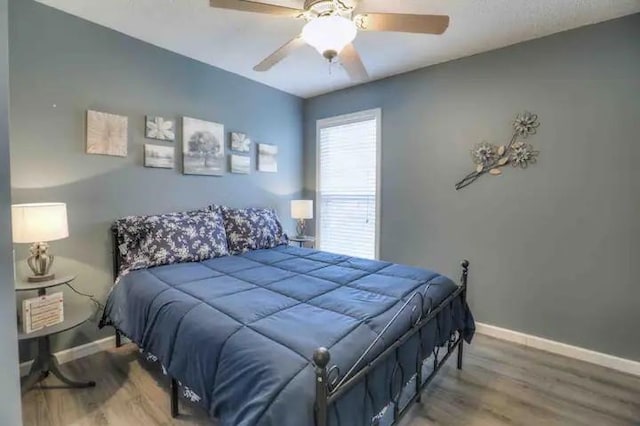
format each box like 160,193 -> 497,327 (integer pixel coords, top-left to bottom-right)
101,246 -> 474,426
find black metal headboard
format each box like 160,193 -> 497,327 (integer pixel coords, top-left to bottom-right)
111,226 -> 120,281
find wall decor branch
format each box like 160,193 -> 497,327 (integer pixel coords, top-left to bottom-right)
455,112 -> 540,190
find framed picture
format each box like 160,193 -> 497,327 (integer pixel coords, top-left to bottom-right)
182,117 -> 225,176
86,110 -> 128,157
231,132 -> 251,153
258,144 -> 278,173
146,116 -> 175,141
230,155 -> 250,174
144,144 -> 175,169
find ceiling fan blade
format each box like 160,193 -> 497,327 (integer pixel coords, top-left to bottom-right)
210,0 -> 302,17
354,13 -> 450,34
338,43 -> 369,83
254,35 -> 306,72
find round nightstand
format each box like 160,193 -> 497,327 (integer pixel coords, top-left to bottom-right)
16,273 -> 96,394
289,236 -> 316,248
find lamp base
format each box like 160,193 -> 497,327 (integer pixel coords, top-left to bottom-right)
27,242 -> 56,283
28,273 -> 55,283
296,219 -> 307,238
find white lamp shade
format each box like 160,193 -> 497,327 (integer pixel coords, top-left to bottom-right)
302,16 -> 357,57
291,200 -> 314,220
11,203 -> 69,243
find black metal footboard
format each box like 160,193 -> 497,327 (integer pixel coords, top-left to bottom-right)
313,260 -> 470,426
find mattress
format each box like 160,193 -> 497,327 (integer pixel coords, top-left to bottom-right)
101,245 -> 474,426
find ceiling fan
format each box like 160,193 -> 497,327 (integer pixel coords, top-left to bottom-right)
209,0 -> 450,82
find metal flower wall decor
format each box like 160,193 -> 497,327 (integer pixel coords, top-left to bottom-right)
455,112 -> 541,190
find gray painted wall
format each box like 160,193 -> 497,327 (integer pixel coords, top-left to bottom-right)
304,15 -> 640,361
9,0 -> 303,359
0,0 -> 23,422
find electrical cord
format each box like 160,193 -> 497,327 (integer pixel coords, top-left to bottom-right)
65,282 -> 105,321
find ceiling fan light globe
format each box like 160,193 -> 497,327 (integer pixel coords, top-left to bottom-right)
302,15 -> 357,59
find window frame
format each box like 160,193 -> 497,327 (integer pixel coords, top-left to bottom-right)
315,108 -> 382,260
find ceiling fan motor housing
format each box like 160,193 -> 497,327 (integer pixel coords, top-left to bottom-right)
304,0 -> 354,18
304,0 -> 333,10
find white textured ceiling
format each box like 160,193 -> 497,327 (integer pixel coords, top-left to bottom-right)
36,0 -> 640,98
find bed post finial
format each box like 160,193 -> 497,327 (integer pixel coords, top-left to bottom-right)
313,347 -> 330,368
461,260 -> 469,287
458,260 -> 469,370
313,347 -> 330,426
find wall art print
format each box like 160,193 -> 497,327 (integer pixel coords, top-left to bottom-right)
230,154 -> 250,174
231,132 -> 251,153
258,143 -> 278,173
455,112 -> 541,190
144,144 -> 175,169
183,117 -> 225,176
146,116 -> 176,141
86,110 -> 128,157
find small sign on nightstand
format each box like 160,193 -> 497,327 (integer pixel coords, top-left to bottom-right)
22,292 -> 64,334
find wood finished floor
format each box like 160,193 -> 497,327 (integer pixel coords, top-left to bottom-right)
22,334 -> 640,426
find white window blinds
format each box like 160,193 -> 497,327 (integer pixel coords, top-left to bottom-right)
317,109 -> 380,259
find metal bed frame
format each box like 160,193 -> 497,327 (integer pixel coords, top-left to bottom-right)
109,229 -> 469,425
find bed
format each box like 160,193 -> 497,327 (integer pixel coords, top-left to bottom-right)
100,214 -> 474,426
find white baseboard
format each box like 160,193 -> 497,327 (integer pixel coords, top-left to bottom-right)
20,324 -> 640,379
20,336 -> 116,377
476,322 -> 640,377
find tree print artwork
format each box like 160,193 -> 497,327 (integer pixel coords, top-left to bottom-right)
182,117 -> 225,176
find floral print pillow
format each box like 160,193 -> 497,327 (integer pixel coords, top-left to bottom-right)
114,209 -> 228,275
217,206 -> 288,254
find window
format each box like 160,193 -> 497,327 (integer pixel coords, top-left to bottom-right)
316,109 -> 381,259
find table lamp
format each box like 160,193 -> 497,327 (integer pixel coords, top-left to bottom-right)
11,203 -> 69,282
291,200 -> 313,238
